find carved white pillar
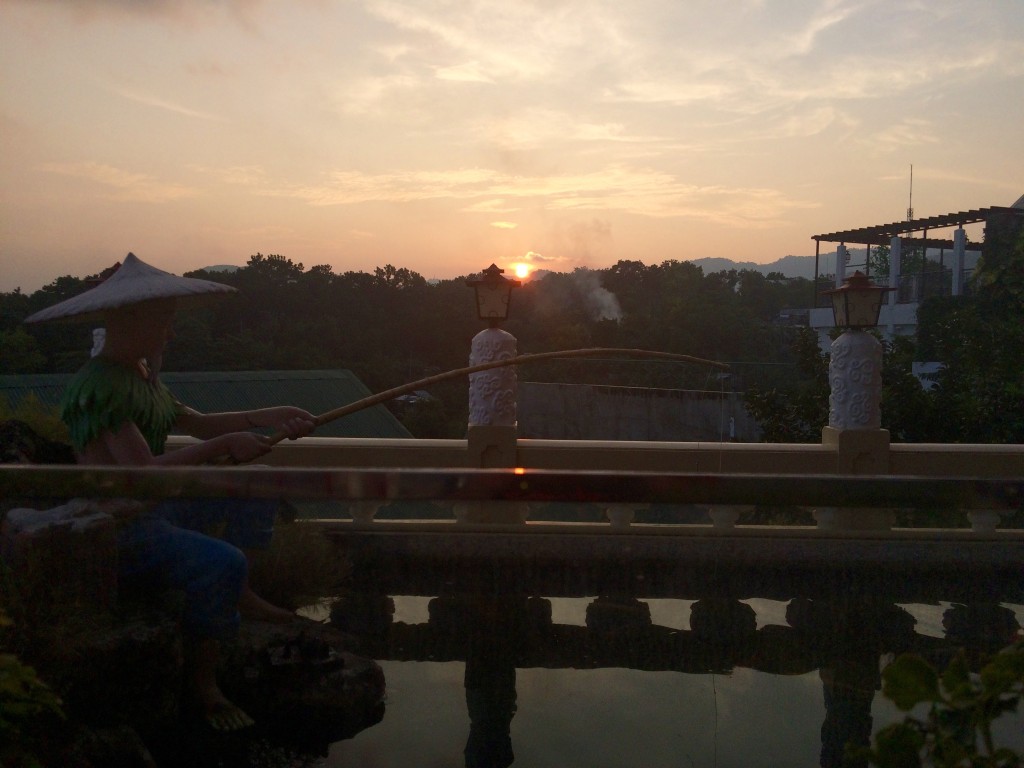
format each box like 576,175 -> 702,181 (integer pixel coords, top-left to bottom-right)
350,501 -> 382,525
707,505 -> 744,529
952,227 -> 967,296
967,510 -> 1002,533
828,330 -> 882,430
835,244 -> 848,287
468,327 -> 517,427
821,328 -> 891,531
888,236 -> 901,307
465,327 -> 521,523
605,504 -> 636,529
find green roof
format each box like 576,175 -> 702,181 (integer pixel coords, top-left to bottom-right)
0,369 -> 410,439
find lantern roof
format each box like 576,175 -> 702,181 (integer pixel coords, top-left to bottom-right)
466,263 -> 521,289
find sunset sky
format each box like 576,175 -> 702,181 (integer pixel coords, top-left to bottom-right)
2,0 -> 1022,293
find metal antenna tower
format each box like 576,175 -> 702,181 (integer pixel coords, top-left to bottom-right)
906,164 -> 914,221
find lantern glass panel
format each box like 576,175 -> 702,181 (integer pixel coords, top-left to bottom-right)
832,289 -> 884,328
476,284 -> 511,319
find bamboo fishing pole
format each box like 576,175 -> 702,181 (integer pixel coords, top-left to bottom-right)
266,347 -> 729,446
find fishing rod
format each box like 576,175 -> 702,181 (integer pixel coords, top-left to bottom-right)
266,347 -> 729,447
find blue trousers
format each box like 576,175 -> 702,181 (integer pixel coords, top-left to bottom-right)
156,498 -> 277,550
116,499 -> 279,640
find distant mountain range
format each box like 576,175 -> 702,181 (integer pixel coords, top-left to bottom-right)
687,247 -> 980,280
686,254 -> 832,280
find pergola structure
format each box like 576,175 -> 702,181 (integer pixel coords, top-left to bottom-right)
814,207 -> 1011,248
810,204 -> 1024,307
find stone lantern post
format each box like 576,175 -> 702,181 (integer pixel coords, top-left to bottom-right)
461,265 -> 523,523
817,271 -> 894,530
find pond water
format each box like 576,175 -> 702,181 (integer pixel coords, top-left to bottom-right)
321,590 -> 1024,768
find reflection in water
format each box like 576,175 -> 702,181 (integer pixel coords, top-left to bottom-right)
327,582 -> 1023,767
786,600 -> 916,768
460,596 -> 522,768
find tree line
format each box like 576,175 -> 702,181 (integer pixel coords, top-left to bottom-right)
2,234 -> 1021,442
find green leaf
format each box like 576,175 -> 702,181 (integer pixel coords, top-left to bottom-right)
883,654 -> 942,711
869,723 -> 924,768
980,648 -> 1024,696
991,746 -> 1022,767
940,651 -> 973,703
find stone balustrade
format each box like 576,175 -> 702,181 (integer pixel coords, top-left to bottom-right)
156,431 -> 1023,534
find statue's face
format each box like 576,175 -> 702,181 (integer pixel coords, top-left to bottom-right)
103,298 -> 178,355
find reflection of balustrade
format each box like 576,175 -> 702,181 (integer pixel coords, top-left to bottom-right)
331,588 -> 1021,764
343,594 -> 1020,680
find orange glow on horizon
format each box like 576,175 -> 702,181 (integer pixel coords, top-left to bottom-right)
512,263 -> 531,280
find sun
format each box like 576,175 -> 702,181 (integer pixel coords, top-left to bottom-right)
512,263 -> 531,279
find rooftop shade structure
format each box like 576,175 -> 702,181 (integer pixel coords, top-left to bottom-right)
812,206 -> 1023,250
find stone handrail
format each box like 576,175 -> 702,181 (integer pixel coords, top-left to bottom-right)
171,435 -> 1024,477
3,460 -> 1022,535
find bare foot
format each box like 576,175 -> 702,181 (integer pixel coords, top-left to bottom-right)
198,688 -> 254,732
239,586 -> 296,624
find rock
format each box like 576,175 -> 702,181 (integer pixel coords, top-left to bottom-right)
35,611 -> 183,734
65,724 -> 161,768
219,619 -> 386,753
0,422 -> 387,762
1,499 -> 124,618
21,612 -> 386,766
0,418 -> 75,465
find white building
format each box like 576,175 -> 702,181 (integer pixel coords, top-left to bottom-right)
808,197 -> 1024,350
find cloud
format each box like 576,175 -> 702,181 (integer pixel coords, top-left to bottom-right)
185,59 -> 232,78
605,79 -> 735,107
766,105 -> 857,140
463,199 -> 519,213
782,0 -> 862,57
524,251 -> 555,263
861,118 -> 940,152
335,74 -> 423,116
198,222 -> 294,238
490,221 -> 517,229
366,0 -> 561,83
191,164 -> 268,185
589,1 -> 1023,131
434,61 -> 493,83
112,87 -> 224,121
222,162 -> 814,228
40,161 -> 197,202
17,0 -> 265,25
878,168 -> 1022,192
472,108 -> 666,153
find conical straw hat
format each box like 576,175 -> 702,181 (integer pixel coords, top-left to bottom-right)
24,253 -> 236,324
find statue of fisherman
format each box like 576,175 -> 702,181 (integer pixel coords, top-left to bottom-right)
25,253 -> 317,731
